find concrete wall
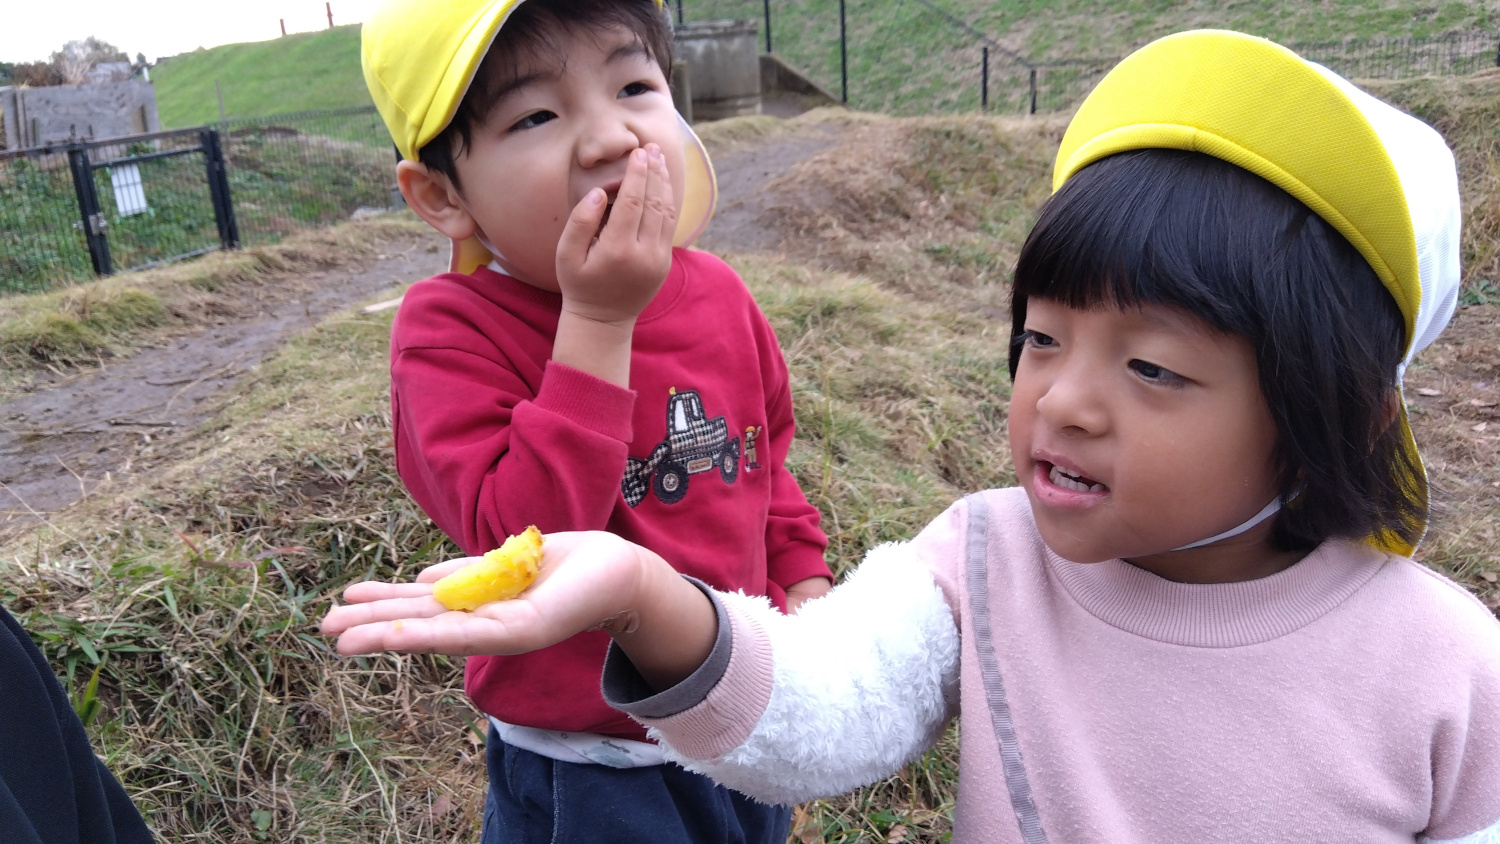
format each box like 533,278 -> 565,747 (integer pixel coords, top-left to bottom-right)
675,21 -> 762,121
759,54 -> 841,105
0,81 -> 160,151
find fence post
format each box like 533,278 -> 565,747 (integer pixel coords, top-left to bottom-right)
981,46 -> 989,111
66,144 -> 113,276
675,0 -> 683,26
763,0 -> 772,53
202,128 -> 240,250
839,0 -> 848,104
1028,66 -> 1038,115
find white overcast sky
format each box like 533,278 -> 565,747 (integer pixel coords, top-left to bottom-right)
3,1 -> 384,64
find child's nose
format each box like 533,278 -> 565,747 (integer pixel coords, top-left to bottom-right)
577,113 -> 641,169
1035,368 -> 1108,436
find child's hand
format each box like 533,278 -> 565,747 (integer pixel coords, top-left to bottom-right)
321,531 -> 650,657
785,576 -> 834,613
555,144 -> 677,326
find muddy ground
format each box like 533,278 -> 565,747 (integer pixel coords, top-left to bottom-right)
0,237 -> 448,524
0,127 -> 841,526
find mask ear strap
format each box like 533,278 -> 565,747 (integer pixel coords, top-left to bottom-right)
1173,497 -> 1283,551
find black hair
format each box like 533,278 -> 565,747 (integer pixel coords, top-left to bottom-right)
1010,148 -> 1424,552
417,0 -> 674,191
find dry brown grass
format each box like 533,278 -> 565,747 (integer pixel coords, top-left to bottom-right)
1363,69 -> 1500,291
0,245 -> 1013,842
751,113 -> 1065,304
0,215 -> 429,397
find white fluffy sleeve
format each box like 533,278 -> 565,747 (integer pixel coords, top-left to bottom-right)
652,540 -> 961,805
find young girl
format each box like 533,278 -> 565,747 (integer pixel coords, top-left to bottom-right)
322,31 -> 1500,841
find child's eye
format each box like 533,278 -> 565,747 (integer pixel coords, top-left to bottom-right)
619,81 -> 653,98
1021,330 -> 1057,349
510,111 -> 556,132
1129,359 -> 1185,386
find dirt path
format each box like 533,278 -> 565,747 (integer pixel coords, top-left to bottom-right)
0,123 -> 842,524
0,228 -> 448,525
695,130 -> 840,254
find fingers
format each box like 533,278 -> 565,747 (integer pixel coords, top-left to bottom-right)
321,593 -> 448,635
644,145 -> 677,248
600,145 -> 674,247
342,580 -> 436,602
416,556 -> 481,583
332,614 -> 471,655
557,187 -> 608,279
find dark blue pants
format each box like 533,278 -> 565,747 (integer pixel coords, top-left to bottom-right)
482,725 -> 791,844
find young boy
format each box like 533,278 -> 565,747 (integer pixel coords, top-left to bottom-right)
359,0 -> 833,839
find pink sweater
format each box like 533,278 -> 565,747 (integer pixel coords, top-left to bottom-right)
610,488 -> 1500,842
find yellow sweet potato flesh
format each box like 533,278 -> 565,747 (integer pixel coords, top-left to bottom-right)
432,526 -> 544,611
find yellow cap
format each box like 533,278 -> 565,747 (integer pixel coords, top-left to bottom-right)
1057,30 -> 1463,555
361,0 -> 718,271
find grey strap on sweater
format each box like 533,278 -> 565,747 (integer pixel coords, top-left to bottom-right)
964,492 -> 1049,844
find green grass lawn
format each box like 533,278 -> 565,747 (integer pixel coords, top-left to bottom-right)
685,0 -> 1500,113
144,1 -> 1500,126
152,25 -> 370,128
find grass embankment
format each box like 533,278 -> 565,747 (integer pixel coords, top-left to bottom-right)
152,25 -> 370,128
0,77 -> 1496,843
687,0 -> 1499,114
0,215 -> 427,399
146,0 -> 1500,120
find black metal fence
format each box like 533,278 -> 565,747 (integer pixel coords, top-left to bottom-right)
0,105 -> 396,294
677,0 -> 1500,117
1012,30 -> 1500,115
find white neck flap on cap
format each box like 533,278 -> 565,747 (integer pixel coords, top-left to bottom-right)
1310,63 -> 1461,373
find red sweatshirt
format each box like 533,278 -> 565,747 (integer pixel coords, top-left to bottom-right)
389,248 -> 831,738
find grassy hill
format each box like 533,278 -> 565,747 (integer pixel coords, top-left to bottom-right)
145,0 -> 1500,125
152,25 -> 369,127
689,0 -> 1500,61
684,0 -> 1500,113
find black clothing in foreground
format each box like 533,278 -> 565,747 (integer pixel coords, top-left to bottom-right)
0,605 -> 154,844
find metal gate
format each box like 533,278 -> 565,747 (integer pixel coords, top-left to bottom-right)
63,126 -> 239,276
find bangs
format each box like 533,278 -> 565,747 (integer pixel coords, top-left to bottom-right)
1008,149 -> 1301,379
467,0 -> 673,121
417,0 -> 673,191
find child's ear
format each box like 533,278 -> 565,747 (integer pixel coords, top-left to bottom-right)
1374,389 -> 1402,442
397,159 -> 478,242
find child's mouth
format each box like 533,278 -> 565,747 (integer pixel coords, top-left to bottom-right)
1046,462 -> 1107,494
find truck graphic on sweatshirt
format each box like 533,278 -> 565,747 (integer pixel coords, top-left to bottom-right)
621,388 -> 740,507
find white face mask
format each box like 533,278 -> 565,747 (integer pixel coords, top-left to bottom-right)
1172,497 -> 1283,551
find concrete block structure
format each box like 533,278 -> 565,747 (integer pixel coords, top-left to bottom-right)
675,20 -> 763,121
0,80 -> 161,151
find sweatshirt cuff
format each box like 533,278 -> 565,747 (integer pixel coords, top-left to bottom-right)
603,577 -> 731,719
534,361 -> 636,442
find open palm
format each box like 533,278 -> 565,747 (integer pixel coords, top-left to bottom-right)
320,531 -> 646,657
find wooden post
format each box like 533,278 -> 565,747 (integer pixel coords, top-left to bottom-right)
671,59 -> 693,123
280,18 -> 287,36
327,2 -> 334,28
